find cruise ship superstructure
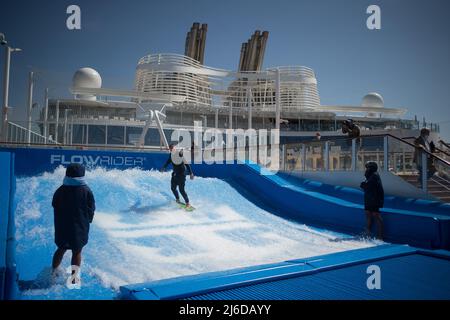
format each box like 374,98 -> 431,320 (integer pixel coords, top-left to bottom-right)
4,23 -> 439,148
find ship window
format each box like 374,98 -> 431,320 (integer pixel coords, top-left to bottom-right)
126,127 -> 142,146
88,125 -> 106,144
72,125 -> 87,144
107,126 -> 125,145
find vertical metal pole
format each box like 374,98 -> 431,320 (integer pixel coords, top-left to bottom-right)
70,116 -> 74,145
27,71 -> 34,144
86,124 -> 89,145
275,68 -> 281,130
1,47 -> 11,141
123,125 -> 126,146
63,109 -> 68,145
324,141 -> 330,171
55,100 -> 59,143
43,88 -> 49,143
351,138 -> 357,171
247,87 -> 252,129
301,144 -> 306,171
154,110 -> 169,149
402,150 -> 406,173
383,136 -> 388,171
421,152 -> 428,193
215,108 -> 219,129
229,101 -> 233,129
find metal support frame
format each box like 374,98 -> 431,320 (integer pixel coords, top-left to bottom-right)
138,103 -> 170,149
383,136 -> 389,171
155,110 -> 169,149
351,138 -> 357,171
105,123 -> 108,146
138,110 -> 154,147
63,109 -> 68,145
215,109 -> 218,129
86,124 -> 89,145
43,88 -> 49,143
421,152 -> 428,193
55,100 -> 60,143
324,141 -> 330,171
247,86 -> 253,129
275,68 -> 281,130
228,102 -> 233,129
301,144 -> 306,171
26,71 -> 34,144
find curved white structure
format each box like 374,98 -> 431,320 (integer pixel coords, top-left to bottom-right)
362,92 -> 385,118
134,53 -> 321,113
362,92 -> 384,109
73,67 -> 102,101
70,55 -> 405,122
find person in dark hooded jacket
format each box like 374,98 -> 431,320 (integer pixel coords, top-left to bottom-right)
360,161 -> 384,240
51,163 -> 95,281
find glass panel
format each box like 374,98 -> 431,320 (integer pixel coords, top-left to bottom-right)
285,144 -> 302,170
387,136 -> 423,190
142,128 -> 171,147
126,126 -> 142,146
305,142 -> 324,171
387,136 -> 417,175
434,158 -> 450,202
107,126 -> 125,145
356,136 -> 384,171
328,138 -> 353,171
88,125 -> 106,145
72,124 -> 87,144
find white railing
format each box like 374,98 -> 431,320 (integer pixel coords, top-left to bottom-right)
281,134 -> 450,196
6,121 -> 59,145
135,53 -> 321,112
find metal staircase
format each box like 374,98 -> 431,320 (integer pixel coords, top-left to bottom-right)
280,133 -> 450,204
397,174 -> 450,203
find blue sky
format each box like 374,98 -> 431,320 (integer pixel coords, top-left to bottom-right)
1,0 -> 450,139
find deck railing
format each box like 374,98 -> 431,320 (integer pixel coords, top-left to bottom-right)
280,133 -> 450,196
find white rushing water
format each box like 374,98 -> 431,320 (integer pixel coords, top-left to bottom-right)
14,167 -> 379,299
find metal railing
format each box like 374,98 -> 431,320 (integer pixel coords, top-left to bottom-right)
280,134 -> 450,195
4,121 -> 58,145
2,123 -> 449,199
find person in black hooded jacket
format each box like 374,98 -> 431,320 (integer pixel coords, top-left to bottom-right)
360,161 -> 384,240
51,163 -> 95,282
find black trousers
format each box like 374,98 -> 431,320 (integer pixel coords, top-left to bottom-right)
171,174 -> 189,203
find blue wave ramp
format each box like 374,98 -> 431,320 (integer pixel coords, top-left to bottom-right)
194,162 -> 450,250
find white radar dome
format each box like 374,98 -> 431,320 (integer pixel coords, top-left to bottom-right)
362,92 -> 384,109
362,92 -> 384,118
72,67 -> 102,101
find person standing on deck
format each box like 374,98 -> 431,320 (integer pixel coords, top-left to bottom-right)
360,161 -> 384,240
161,144 -> 195,208
414,128 -> 437,185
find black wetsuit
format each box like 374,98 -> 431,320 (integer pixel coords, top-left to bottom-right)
162,154 -> 193,204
